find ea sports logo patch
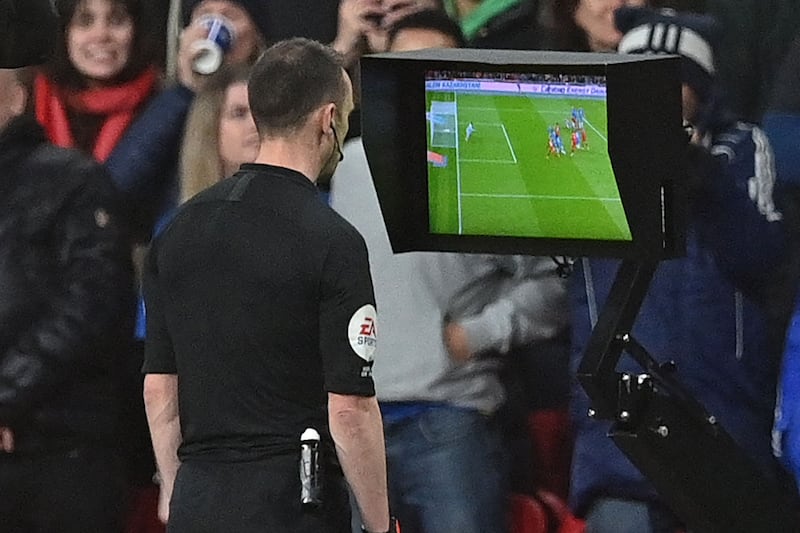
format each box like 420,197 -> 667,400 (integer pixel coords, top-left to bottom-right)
348,304 -> 377,361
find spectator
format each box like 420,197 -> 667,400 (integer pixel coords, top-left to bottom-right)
106,0 -> 269,242
257,1 -> 342,44
384,8 -> 467,49
331,10 -> 569,533
333,0 -> 442,67
704,0 -> 800,123
550,0 -> 647,52
549,0 -> 798,121
441,0 -> 549,50
178,63 -> 257,203
132,64 -> 257,345
762,34 -> 800,190
177,0 -> 266,88
31,0 -> 161,519
568,7 -> 788,532
0,66 -> 135,533
332,0 -> 441,141
34,0 -> 160,162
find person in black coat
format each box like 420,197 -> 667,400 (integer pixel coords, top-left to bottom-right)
0,66 -> 135,533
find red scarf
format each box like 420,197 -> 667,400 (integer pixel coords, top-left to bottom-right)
35,67 -> 158,162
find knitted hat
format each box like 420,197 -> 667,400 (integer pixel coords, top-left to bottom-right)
615,7 -> 719,102
182,0 -> 270,41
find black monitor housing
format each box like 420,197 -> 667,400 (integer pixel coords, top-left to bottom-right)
360,49 -> 686,261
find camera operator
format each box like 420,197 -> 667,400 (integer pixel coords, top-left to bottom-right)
142,39 -> 393,533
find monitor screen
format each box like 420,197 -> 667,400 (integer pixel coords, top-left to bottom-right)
425,71 -> 632,242
360,49 -> 686,260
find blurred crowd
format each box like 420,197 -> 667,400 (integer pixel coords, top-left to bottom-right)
2,0 -> 800,532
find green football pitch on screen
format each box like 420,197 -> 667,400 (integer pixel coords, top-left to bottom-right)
426,91 -> 633,242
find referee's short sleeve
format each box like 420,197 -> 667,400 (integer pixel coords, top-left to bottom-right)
318,228 -> 377,396
141,239 -> 177,374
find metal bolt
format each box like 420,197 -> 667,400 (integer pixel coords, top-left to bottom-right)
621,374 -> 631,382
655,425 -> 669,438
619,410 -> 630,421
707,416 -> 717,425
588,408 -> 596,418
637,374 -> 650,385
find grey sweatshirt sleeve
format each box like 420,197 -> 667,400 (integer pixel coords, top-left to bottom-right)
455,256 -> 569,355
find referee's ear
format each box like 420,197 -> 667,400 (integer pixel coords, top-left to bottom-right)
319,102 -> 337,137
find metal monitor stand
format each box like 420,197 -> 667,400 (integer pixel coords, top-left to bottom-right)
577,260 -> 799,533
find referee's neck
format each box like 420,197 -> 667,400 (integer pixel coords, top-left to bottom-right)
254,139 -> 321,185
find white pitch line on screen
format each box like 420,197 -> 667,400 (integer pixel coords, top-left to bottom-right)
461,193 -> 621,202
584,119 -> 607,143
461,159 -> 517,164
454,92 -> 463,234
459,106 -> 529,112
500,124 -> 518,163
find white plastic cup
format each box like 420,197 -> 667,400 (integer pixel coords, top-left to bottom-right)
191,14 -> 237,75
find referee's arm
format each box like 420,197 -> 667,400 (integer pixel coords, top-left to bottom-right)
144,373 -> 180,524
320,228 -> 390,533
329,393 -> 390,533
142,240 -> 181,524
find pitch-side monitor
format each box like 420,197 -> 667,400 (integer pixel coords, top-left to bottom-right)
359,49 -> 686,260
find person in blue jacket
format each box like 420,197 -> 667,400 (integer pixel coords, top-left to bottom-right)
568,8 -> 789,532
105,0 -> 269,242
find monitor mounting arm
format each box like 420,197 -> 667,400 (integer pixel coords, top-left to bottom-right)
577,259 -> 799,533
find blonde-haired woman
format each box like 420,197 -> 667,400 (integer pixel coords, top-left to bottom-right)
179,63 -> 258,202
134,64 -> 257,349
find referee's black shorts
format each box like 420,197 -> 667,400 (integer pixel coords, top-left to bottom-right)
167,454 -> 351,533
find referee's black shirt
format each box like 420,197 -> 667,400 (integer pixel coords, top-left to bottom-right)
142,163 -> 378,462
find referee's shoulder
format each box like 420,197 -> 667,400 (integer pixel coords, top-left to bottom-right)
313,200 -> 369,250
153,176 -> 240,244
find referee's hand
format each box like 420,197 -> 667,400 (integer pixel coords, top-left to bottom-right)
157,478 -> 173,524
0,426 -> 13,453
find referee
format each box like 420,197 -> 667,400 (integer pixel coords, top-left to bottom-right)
142,39 -> 392,533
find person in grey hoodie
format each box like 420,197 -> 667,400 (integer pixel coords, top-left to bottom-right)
329,11 -> 569,533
